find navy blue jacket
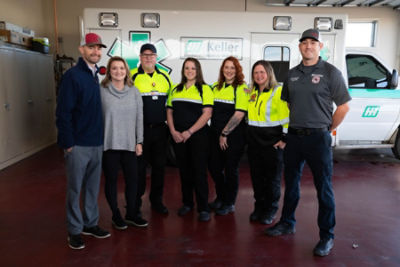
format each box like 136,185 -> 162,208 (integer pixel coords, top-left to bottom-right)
56,57 -> 104,149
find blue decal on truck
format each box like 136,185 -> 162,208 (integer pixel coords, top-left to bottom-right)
349,89 -> 400,99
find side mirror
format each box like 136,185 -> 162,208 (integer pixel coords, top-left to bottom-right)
390,69 -> 398,89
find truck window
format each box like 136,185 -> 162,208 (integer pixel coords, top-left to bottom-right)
264,46 -> 290,83
346,21 -> 377,48
346,54 -> 390,89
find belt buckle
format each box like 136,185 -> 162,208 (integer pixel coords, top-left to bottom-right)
297,128 -> 311,135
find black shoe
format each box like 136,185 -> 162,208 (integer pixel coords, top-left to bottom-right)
177,205 -> 192,216
215,205 -> 235,216
259,213 -> 276,225
249,210 -> 261,222
152,203 -> 169,214
125,216 -> 149,227
208,199 -> 222,210
68,234 -> 85,249
112,214 -> 128,230
82,226 -> 111,239
313,238 -> 334,257
198,211 -> 211,222
264,222 -> 295,236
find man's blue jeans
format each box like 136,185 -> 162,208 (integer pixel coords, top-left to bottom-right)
281,129 -> 335,239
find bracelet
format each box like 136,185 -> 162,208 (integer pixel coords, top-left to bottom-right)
221,132 -> 228,137
187,129 -> 193,135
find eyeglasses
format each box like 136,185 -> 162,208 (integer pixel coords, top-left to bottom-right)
141,53 -> 156,58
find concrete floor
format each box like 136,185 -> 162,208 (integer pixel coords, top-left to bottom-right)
0,145 -> 399,266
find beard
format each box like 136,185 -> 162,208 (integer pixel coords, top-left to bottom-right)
85,54 -> 101,64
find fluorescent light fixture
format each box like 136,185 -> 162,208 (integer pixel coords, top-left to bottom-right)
141,13 -> 160,28
273,16 -> 292,31
99,12 -> 118,27
314,17 -> 332,32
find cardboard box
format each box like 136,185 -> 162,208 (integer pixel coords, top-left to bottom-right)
0,29 -> 31,47
0,29 -> 11,42
0,21 -> 34,37
10,31 -> 32,47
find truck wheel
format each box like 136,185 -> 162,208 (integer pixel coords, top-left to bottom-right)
392,130 -> 400,160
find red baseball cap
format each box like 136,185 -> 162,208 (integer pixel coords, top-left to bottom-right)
81,33 -> 107,48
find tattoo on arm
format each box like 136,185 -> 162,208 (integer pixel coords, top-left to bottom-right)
222,116 -> 241,135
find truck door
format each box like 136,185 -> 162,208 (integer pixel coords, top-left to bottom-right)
250,33 -> 299,83
338,53 -> 400,143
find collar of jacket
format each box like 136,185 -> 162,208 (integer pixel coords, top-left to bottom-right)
77,57 -> 99,76
297,56 -> 323,73
137,64 -> 162,75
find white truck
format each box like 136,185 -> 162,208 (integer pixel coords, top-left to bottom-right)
83,8 -> 400,159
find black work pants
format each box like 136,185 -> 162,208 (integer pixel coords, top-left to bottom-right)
281,129 -> 335,239
247,144 -> 283,216
208,129 -> 245,206
103,150 -> 138,218
173,129 -> 210,212
136,124 -> 167,212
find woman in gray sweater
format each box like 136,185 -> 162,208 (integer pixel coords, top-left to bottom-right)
100,56 -> 143,230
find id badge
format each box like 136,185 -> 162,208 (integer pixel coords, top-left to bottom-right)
151,90 -> 158,100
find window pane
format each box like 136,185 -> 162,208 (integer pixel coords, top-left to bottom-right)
283,47 -> 289,61
264,47 -> 282,61
263,46 -> 290,83
346,22 -> 376,47
346,55 -> 389,89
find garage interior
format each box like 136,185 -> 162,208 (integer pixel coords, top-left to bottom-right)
0,0 -> 400,266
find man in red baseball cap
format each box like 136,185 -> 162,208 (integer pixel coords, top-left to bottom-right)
57,32 -> 110,250
81,32 -> 107,48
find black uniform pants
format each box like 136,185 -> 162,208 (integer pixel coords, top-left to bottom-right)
247,144 -> 283,216
173,129 -> 210,212
208,130 -> 245,206
136,124 -> 167,212
103,150 -> 138,218
281,129 -> 335,239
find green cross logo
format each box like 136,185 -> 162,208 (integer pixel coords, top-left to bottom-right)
107,31 -> 172,73
362,105 -> 380,117
185,40 -> 203,55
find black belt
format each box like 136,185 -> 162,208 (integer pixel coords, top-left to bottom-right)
145,122 -> 165,128
288,127 -> 328,136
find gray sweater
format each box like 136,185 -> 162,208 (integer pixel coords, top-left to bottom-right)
101,83 -> 143,152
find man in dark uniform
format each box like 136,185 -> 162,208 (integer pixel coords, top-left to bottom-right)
129,44 -> 172,227
265,29 -> 351,257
